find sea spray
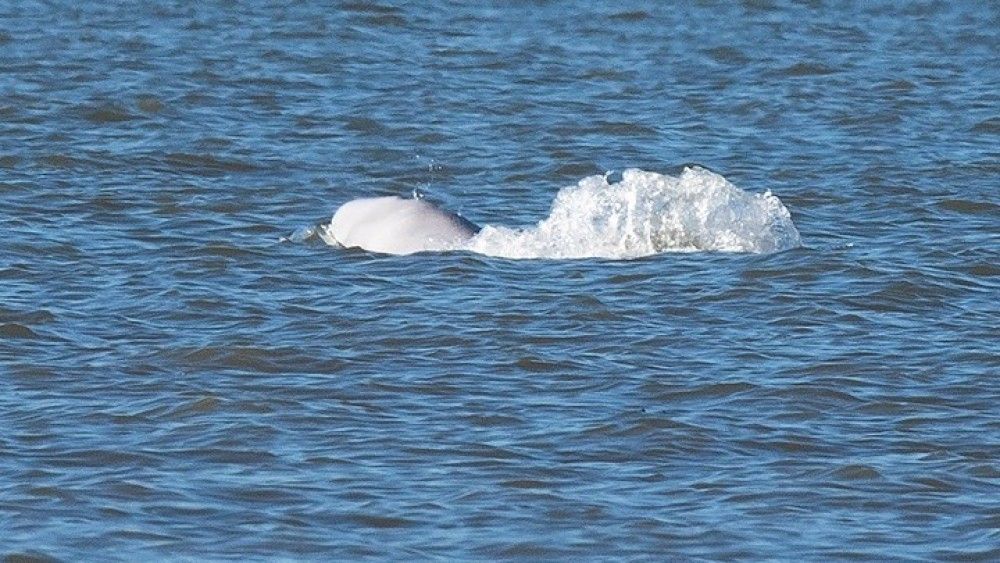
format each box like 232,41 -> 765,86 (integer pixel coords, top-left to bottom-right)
466,167 -> 801,259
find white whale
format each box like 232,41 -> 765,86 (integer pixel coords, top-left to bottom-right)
325,196 -> 480,255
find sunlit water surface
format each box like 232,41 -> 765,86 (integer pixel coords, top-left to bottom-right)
1,1 -> 998,560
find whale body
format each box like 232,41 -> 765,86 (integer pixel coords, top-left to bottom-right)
326,196 -> 480,255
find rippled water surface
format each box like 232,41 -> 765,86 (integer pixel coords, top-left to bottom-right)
2,1 -> 998,560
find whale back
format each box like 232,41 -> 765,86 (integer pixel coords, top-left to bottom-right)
327,196 -> 479,255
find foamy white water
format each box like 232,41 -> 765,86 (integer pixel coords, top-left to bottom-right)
468,167 -> 801,259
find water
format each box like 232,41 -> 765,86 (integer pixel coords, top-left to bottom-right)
1,1 -> 997,559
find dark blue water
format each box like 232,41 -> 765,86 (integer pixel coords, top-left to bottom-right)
2,1 -> 998,559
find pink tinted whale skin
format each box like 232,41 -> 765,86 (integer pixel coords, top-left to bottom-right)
327,196 -> 480,255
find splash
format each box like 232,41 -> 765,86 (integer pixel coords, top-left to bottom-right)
465,167 -> 800,259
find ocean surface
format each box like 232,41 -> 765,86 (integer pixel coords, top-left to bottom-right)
1,1 -> 998,559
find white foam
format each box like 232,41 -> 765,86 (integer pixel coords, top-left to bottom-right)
465,167 -> 801,259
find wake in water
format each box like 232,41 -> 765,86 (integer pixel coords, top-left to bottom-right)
318,167 -> 801,259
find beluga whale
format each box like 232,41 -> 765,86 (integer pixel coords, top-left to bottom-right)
324,196 -> 480,255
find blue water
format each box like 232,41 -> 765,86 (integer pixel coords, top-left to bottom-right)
1,1 -> 998,559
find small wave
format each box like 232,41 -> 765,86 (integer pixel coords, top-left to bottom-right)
81,103 -> 135,123
163,152 -> 257,174
0,322 -> 41,339
778,62 -> 839,77
609,10 -> 651,22
466,167 -> 800,259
